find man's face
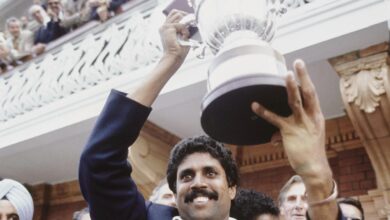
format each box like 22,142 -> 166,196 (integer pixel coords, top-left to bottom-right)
155,183 -> 176,207
32,9 -> 44,24
280,183 -> 308,220
47,0 -> 61,15
175,152 -> 236,220
7,22 -> 20,38
339,203 -> 363,220
0,200 -> 19,220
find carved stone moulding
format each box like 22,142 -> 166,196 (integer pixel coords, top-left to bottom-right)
330,43 -> 390,141
336,52 -> 389,114
330,42 -> 390,218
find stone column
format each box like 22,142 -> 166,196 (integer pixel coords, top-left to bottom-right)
329,42 -> 390,219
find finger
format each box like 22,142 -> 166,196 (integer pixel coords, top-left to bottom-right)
159,23 -> 187,35
179,25 -> 190,40
286,72 -> 304,119
251,102 -> 286,128
166,10 -> 187,23
293,59 -> 321,114
168,13 -> 187,23
166,23 -> 190,38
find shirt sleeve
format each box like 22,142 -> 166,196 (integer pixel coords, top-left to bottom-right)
79,90 -> 152,220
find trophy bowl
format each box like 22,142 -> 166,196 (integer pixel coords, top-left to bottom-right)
187,0 -> 291,145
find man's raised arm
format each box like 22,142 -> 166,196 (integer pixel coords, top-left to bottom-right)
252,60 -> 339,220
78,10 -> 189,220
129,10 -> 190,106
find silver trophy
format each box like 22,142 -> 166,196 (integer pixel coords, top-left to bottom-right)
182,0 -> 290,145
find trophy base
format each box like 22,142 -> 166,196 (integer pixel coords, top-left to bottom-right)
201,74 -> 292,145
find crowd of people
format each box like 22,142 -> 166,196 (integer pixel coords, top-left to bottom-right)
0,0 -> 130,75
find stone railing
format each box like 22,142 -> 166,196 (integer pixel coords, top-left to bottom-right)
281,0 -> 315,8
0,0 -> 163,123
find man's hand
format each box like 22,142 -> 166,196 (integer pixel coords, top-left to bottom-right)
127,10 -> 190,107
47,8 -> 58,21
159,10 -> 190,66
33,43 -> 46,56
251,59 -> 330,178
251,60 -> 338,220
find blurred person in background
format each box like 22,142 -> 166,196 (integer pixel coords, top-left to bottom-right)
149,178 -> 176,208
61,0 -> 92,29
28,0 -> 50,32
46,0 -> 65,27
5,17 -> 45,63
0,178 -> 34,220
94,0 -> 111,22
20,16 -> 30,30
29,4 -> 68,44
338,197 -> 364,220
89,0 -> 128,22
278,175 -> 308,220
29,4 -> 50,43
231,188 -> 280,220
0,32 -> 12,74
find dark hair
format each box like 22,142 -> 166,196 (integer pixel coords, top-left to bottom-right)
231,188 -> 279,220
338,197 -> 364,220
166,135 -> 239,193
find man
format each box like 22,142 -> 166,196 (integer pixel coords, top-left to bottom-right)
46,0 -> 86,30
230,189 -> 279,220
278,175 -> 308,220
89,0 -> 128,22
5,17 -> 45,62
149,178 -> 176,207
79,9 -> 340,220
29,4 -> 68,45
0,178 -> 34,220
61,0 -> 92,29
46,0 -> 63,22
0,32 -> 11,74
338,198 -> 364,220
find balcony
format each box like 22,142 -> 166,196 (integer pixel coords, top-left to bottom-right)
0,0 -> 388,185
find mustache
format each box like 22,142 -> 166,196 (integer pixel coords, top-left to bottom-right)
184,188 -> 219,203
